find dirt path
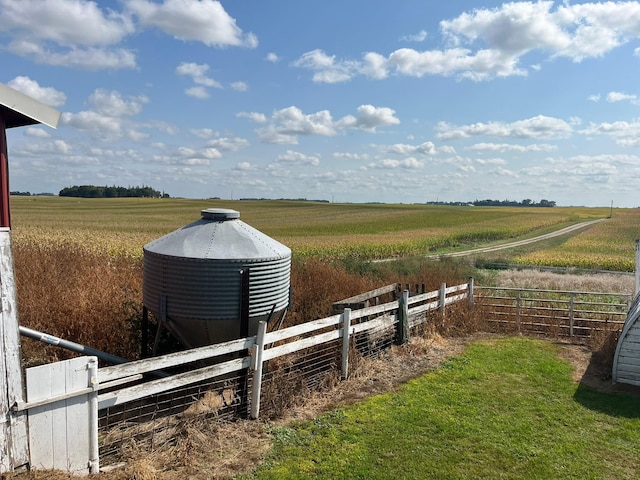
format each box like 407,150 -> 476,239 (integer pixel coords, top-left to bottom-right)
435,218 -> 606,258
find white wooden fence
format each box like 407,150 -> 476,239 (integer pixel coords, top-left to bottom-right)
14,280 -> 472,474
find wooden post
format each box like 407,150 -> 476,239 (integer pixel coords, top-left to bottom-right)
440,283 -> 447,317
249,321 -> 267,420
468,277 -> 474,308
341,309 -> 351,379
0,229 -> 29,471
396,290 -> 409,345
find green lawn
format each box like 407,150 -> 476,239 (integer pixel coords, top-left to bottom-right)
244,338 -> 640,479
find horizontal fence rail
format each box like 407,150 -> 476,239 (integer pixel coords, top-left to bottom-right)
475,286 -> 632,338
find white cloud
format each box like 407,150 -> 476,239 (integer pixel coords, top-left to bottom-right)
126,0 -> 257,48
294,2 -> 640,83
59,88 -> 148,142
10,41 -> 136,70
237,112 -> 268,123
190,128 -> 218,139
336,105 -> 400,132
59,155 -> 100,166
256,106 -> 336,144
333,152 -> 369,161
0,0 -> 134,46
368,157 -> 424,169
276,150 -> 320,166
207,137 -> 250,152
606,91 -> 640,105
379,141 -> 436,155
475,158 -> 508,166
0,0 -> 258,70
16,139 -> 73,155
401,30 -> 428,42
127,130 -> 149,142
24,127 -> 51,138
291,49 -> 357,83
235,162 -> 253,171
252,105 -> 400,144
176,62 -> 222,98
436,115 -> 573,140
0,0 -> 136,69
255,125 -> 298,145
88,89 -> 148,117
185,86 -> 209,99
230,81 -> 248,92
61,110 -> 122,135
468,143 -> 557,152
579,120 -> 640,146
266,52 -> 280,62
7,76 -> 67,107
520,154 -> 638,184
492,167 -> 518,177
360,52 -> 389,80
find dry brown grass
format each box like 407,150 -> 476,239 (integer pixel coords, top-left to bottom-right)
491,269 -> 634,294
14,243 -> 144,366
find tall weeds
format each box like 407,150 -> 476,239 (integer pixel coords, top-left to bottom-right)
13,243 -> 471,367
14,243 -> 143,365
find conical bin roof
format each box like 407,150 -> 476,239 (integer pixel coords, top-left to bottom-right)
144,208 -> 290,261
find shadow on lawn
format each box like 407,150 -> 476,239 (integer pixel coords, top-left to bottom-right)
573,351 -> 640,419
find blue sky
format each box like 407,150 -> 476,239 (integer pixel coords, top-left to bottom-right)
2,1 -> 640,207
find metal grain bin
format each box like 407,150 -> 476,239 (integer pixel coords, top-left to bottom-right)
143,208 -> 291,348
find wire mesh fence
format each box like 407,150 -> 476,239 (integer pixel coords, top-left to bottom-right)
98,370 -> 248,465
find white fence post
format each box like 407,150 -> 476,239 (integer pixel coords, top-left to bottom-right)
440,283 -> 447,319
88,357 -> 99,474
250,321 -> 267,420
468,277 -> 475,307
341,309 -> 351,380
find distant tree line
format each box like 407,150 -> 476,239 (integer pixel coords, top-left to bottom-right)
427,199 -> 556,208
239,197 -> 330,203
472,198 -> 556,207
59,185 -> 168,198
10,191 -> 55,196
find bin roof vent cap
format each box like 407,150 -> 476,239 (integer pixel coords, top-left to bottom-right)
201,208 -> 240,221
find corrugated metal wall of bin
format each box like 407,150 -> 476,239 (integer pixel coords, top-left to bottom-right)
143,208 -> 291,348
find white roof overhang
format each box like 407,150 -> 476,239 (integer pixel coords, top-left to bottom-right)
0,83 -> 61,129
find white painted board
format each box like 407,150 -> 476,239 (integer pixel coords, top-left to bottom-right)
26,356 -> 94,475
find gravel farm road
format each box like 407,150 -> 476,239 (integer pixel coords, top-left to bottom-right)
432,218 -> 607,258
